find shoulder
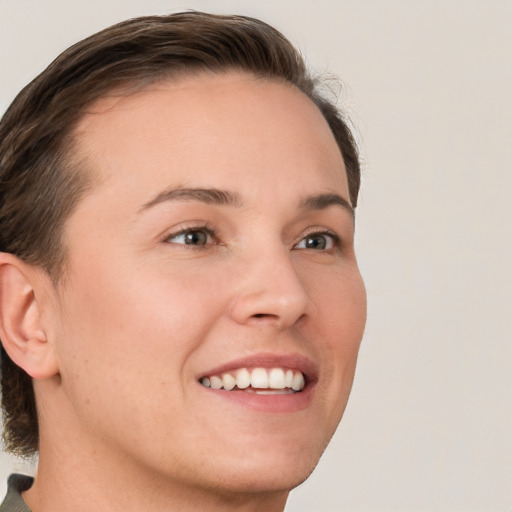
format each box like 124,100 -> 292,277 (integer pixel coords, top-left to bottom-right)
0,474 -> 33,512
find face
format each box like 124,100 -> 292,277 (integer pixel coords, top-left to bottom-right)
48,73 -> 366,495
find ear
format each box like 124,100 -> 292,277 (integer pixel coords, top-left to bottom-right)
0,253 -> 59,379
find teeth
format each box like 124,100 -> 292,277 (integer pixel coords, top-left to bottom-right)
269,368 -> 286,389
236,368 -> 251,389
251,368 -> 269,388
200,367 -> 305,392
285,369 -> 293,388
222,373 -> 236,391
251,389 -> 295,395
210,376 -> 223,390
291,372 -> 305,391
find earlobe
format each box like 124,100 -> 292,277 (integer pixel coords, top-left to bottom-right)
0,253 -> 59,379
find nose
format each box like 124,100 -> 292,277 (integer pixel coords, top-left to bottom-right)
229,246 -> 311,329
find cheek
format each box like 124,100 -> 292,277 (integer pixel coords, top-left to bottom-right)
54,262 -> 226,409
307,258 -> 366,342
306,261 -> 366,402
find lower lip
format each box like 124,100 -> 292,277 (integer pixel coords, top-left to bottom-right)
199,383 -> 316,413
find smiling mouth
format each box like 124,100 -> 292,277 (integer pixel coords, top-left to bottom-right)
199,367 -> 305,394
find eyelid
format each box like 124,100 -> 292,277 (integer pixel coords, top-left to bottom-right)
162,223 -> 342,250
293,227 -> 341,250
163,223 -> 218,245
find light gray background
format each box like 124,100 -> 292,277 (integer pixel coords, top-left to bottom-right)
1,1 -> 511,511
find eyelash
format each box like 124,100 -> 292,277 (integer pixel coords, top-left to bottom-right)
164,224 -> 341,251
164,224 -> 218,247
294,229 -> 340,251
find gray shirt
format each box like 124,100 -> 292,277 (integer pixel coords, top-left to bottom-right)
0,475 -> 32,512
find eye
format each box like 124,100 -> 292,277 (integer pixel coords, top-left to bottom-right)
294,232 -> 338,251
166,227 -> 215,246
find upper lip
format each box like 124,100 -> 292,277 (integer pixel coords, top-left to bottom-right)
198,352 -> 318,383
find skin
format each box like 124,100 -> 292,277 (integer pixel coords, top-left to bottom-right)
16,72 -> 366,511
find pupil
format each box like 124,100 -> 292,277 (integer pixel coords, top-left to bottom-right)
185,231 -> 206,245
306,235 -> 326,249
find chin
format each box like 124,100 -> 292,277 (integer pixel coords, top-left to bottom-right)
206,460 -> 317,497
201,439 -> 325,495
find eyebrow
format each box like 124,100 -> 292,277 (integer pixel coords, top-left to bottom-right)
139,187 -> 243,212
299,193 -> 354,218
139,187 -> 354,218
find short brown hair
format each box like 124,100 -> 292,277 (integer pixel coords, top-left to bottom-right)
0,11 -> 361,456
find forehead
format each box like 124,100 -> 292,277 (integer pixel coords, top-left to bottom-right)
70,72 -> 348,213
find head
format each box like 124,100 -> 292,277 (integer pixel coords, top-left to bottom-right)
0,10 -> 364,497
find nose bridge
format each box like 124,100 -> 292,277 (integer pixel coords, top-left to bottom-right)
229,241 -> 311,328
